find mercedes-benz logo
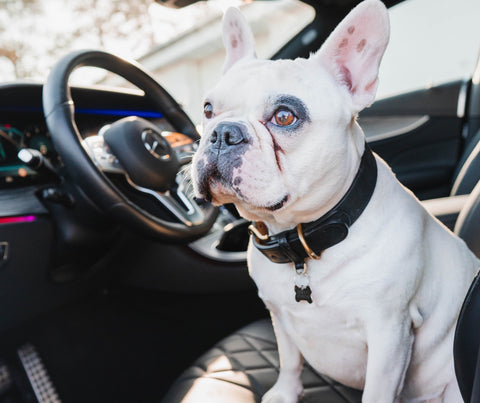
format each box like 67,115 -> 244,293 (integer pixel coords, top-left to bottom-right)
141,129 -> 171,160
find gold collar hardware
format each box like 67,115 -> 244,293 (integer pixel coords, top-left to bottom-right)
295,261 -> 308,275
296,224 -> 322,260
248,221 -> 269,241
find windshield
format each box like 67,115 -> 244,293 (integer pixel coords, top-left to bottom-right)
0,0 -> 315,121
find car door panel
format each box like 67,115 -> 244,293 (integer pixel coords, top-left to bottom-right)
362,80 -> 465,199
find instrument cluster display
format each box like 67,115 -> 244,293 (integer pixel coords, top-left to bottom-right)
0,121 -> 57,187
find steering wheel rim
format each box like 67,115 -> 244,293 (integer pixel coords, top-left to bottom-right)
43,49 -> 218,242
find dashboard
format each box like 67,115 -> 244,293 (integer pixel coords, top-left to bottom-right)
0,83 -> 195,188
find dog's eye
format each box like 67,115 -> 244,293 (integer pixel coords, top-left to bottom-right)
271,109 -> 296,127
204,103 -> 213,119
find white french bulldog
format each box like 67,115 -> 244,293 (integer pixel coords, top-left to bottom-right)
191,0 -> 480,402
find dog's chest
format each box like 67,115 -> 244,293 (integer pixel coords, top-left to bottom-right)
249,255 -> 369,387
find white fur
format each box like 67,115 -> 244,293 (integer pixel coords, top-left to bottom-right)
191,1 -> 480,401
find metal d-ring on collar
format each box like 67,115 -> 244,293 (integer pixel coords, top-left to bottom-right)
248,143 -> 378,271
296,223 -> 322,260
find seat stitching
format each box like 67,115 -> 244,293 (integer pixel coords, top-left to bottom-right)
187,328 -> 361,402
236,331 -> 278,346
301,361 -> 361,402
232,334 -> 280,396
239,332 -> 360,402
240,334 -> 280,371
329,384 -> 362,403
188,344 -> 261,396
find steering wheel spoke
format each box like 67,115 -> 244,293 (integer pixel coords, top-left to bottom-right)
124,174 -> 206,227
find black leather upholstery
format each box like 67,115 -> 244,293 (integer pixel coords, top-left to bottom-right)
454,270 -> 480,403
451,130 -> 480,196
454,181 -> 480,402
451,54 -> 480,196
455,179 -> 480,258
162,319 -> 362,403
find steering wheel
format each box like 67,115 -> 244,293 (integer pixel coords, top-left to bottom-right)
43,49 -> 217,242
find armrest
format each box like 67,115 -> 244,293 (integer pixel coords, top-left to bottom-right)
421,194 -> 470,231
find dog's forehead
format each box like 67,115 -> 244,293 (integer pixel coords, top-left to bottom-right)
208,58 -> 337,115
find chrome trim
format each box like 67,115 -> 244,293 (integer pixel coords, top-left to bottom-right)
125,175 -> 205,226
189,231 -> 247,263
364,115 -> 430,142
189,208 -> 247,263
301,28 -> 317,46
141,129 -> 171,161
457,79 -> 469,118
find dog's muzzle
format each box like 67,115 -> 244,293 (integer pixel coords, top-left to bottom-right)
195,122 -> 251,201
209,122 -> 248,150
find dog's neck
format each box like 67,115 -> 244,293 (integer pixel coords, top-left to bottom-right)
259,122 -> 366,234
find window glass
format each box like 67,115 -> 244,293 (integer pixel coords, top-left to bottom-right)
377,0 -> 480,99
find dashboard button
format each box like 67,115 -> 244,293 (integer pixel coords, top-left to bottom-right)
0,242 -> 9,266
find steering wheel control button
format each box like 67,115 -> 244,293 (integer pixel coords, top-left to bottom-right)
142,129 -> 171,160
0,242 -> 8,266
103,116 -> 179,192
81,136 -> 125,174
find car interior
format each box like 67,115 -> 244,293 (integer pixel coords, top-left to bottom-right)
1,0 -> 480,402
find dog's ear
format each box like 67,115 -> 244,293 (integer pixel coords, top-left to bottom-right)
222,7 -> 256,74
315,0 -> 390,113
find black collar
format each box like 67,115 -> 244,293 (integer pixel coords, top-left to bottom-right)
249,144 -> 377,270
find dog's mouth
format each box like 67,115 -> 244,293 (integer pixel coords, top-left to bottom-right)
200,176 -> 289,213
264,194 -> 289,211
195,159 -> 289,212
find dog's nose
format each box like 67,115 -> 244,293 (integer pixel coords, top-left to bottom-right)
210,123 -> 246,148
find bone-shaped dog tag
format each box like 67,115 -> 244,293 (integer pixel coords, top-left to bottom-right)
294,285 -> 312,303
294,272 -> 312,303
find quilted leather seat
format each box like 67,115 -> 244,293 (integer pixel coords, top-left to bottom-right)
162,319 -> 362,403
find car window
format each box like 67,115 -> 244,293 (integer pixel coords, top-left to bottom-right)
140,1 -> 315,123
377,0 -> 480,99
